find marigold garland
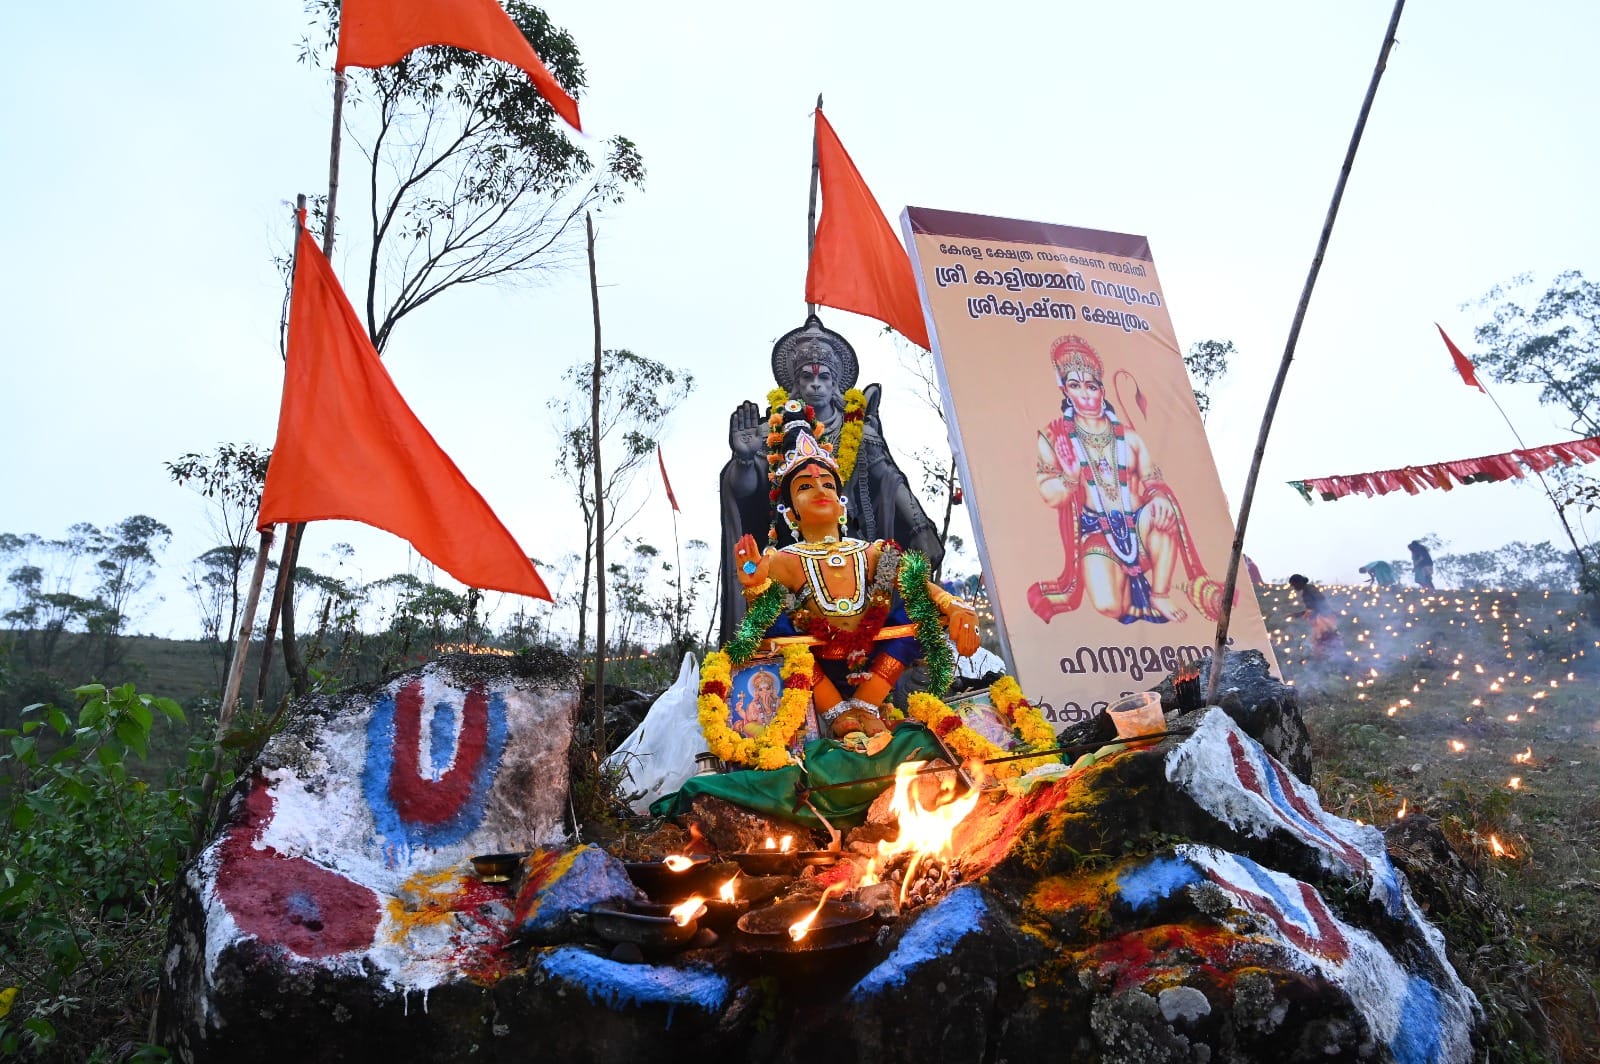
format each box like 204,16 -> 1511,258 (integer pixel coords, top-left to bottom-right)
698,644 -> 816,770
906,676 -> 1060,780
898,550 -> 954,696
835,388 -> 866,485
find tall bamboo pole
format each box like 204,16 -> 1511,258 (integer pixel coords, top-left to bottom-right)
586,212 -> 608,752
1205,0 -> 1407,705
261,72 -> 349,701
805,92 -> 823,318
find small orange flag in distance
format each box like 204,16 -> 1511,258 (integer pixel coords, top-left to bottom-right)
336,0 -> 581,131
657,446 -> 680,513
257,219 -> 551,601
804,108 -> 931,350
1436,324 -> 1486,393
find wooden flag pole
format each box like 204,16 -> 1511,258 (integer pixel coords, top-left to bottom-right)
1205,0 -> 1407,705
1476,379 -> 1595,590
586,212 -> 608,753
260,72 -> 349,701
805,92 -> 823,318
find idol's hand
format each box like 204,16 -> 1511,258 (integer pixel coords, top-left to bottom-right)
734,534 -> 770,588
947,605 -> 981,657
1146,494 -> 1177,532
829,706 -> 888,740
729,401 -> 765,462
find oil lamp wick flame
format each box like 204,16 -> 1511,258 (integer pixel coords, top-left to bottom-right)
719,876 -> 738,903
662,854 -> 693,872
788,886 -> 840,942
669,896 -> 706,927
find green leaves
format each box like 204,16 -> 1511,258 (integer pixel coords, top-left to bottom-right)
0,682 -> 203,1057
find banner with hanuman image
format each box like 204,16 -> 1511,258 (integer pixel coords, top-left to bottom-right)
901,207 -> 1277,728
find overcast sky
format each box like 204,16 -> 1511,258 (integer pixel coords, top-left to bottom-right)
3,0 -> 1596,641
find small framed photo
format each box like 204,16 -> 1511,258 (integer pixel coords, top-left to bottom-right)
729,655 -> 819,755
947,691 -> 1024,752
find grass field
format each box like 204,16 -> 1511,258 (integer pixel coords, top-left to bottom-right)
1257,579 -> 1600,1059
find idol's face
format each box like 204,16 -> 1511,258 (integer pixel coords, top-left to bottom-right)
795,363 -> 839,409
1062,371 -> 1104,416
788,466 -> 842,524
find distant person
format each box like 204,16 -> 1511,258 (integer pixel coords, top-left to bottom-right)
1408,540 -> 1435,590
1287,573 -> 1340,655
1359,560 -> 1397,587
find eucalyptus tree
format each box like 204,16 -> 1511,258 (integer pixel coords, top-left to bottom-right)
275,2 -> 646,691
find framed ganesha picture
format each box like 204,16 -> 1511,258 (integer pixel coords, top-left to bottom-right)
728,655 -> 819,757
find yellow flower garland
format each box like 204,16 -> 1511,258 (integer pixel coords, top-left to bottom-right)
765,386 -> 866,487
835,388 -> 866,486
906,676 -> 1061,780
698,645 -> 816,770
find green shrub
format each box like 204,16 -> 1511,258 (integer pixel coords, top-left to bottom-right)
0,683 -> 205,1061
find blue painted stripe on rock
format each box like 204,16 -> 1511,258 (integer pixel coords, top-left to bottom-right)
1390,975 -> 1444,1064
854,886 -> 987,997
1116,856 -> 1203,911
539,946 -> 728,1014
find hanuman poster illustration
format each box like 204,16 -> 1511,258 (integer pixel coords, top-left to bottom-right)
902,207 -> 1277,726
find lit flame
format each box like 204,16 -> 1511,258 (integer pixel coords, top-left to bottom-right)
872,760 -> 984,907
1396,798 -> 1407,820
762,837 -> 776,850
1508,777 -> 1522,790
788,885 -> 841,942
669,896 -> 706,926
779,835 -> 794,853
719,877 -> 738,903
1514,747 -> 1533,764
1449,740 -> 1466,753
1488,835 -> 1515,859
662,854 -> 693,872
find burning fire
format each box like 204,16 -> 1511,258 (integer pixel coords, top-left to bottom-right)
719,877 -> 738,903
1514,747 -> 1533,764
1449,740 -> 1466,753
662,854 -> 694,872
872,760 -> 984,906
788,885 -> 841,942
669,896 -> 707,927
762,835 -> 796,853
1488,835 -> 1516,859
1396,798 -> 1408,821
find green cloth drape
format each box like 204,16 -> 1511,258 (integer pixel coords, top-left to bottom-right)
648,724 -> 949,829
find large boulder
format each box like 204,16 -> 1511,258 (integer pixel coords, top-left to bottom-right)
160,651 -> 1482,1063
160,651 -> 583,1060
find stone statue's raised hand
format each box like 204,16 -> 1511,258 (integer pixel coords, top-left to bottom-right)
729,401 -> 765,462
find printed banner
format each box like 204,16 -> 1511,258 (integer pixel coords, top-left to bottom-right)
902,207 -> 1277,727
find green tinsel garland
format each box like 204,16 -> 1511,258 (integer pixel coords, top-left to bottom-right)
727,581 -> 788,664
898,550 -> 954,696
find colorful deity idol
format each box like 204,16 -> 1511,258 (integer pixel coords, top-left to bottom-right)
732,404 -> 980,741
719,316 -> 942,643
1029,335 -> 1222,625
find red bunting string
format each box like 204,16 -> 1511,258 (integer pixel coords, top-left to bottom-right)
1289,434 -> 1600,504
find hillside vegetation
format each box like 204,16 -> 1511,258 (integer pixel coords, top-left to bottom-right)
1262,579 -> 1600,1059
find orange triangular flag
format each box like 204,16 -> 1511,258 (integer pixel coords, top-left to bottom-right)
1436,324 -> 1486,393
804,108 -> 930,350
258,220 -> 551,601
657,446 -> 680,513
336,0 -> 581,131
